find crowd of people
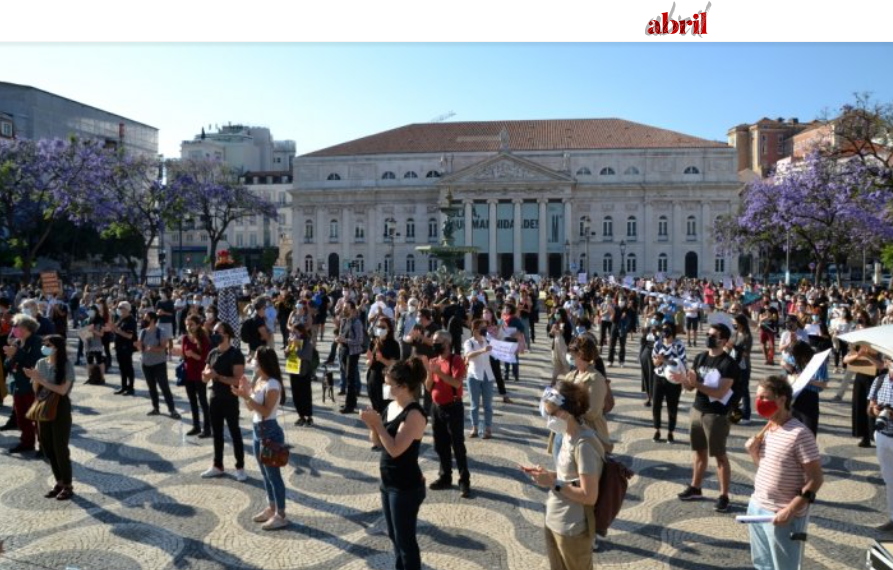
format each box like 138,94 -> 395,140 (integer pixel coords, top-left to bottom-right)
0,267 -> 891,570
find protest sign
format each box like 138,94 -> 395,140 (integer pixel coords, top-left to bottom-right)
488,338 -> 519,364
213,267 -> 250,289
40,271 -> 61,296
791,349 -> 832,399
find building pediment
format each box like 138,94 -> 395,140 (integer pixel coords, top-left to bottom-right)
439,153 -> 573,185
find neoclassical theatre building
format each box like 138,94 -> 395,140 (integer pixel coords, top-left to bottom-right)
290,119 -> 741,279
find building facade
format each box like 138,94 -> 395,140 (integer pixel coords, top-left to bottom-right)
292,119 -> 742,279
0,81 -> 158,157
180,124 -> 296,174
727,117 -> 821,177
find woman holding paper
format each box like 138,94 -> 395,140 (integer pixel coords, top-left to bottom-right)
463,319 -> 496,439
287,323 -> 315,426
783,341 -> 825,436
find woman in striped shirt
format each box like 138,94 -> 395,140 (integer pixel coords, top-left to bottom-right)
651,322 -> 686,443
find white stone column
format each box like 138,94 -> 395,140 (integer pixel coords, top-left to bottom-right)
643,201 -> 652,274
538,198 -> 548,274
464,200 -> 473,272
563,198 -> 573,272
513,199 -> 522,274
341,208 -> 351,276
316,207 -> 325,275
673,201 -> 683,275
701,201 -> 712,277
488,199 -> 497,275
368,206 -> 377,275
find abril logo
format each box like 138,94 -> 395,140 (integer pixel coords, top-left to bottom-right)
646,1 -> 711,36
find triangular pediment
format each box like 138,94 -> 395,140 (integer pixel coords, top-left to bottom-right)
439,153 -> 573,185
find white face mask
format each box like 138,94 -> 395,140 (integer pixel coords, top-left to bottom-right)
382,384 -> 392,400
565,354 -> 576,367
375,327 -> 387,338
546,415 -> 568,434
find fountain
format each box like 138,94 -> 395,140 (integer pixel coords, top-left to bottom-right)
415,188 -> 478,281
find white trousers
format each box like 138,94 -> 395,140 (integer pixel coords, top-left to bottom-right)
877,432 -> 893,522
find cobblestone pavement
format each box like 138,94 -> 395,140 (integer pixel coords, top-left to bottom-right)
0,326 -> 883,570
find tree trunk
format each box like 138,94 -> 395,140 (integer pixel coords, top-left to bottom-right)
138,235 -> 154,285
208,237 -> 219,268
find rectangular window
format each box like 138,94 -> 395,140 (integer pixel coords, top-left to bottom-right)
428,258 -> 439,272
199,233 -> 207,243
658,256 -> 668,273
278,213 -> 286,225
249,234 -> 257,247
761,134 -> 767,156
0,122 -> 11,137
658,219 -> 668,239
236,234 -> 243,247
777,134 -> 784,153
715,257 -> 725,273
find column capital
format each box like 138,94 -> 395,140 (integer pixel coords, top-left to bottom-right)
537,197 -> 549,204
512,197 -> 524,204
487,198 -> 499,205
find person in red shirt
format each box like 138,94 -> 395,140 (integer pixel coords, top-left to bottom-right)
181,314 -> 211,437
426,330 -> 471,498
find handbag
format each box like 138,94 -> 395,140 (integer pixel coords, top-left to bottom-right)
26,390 -> 60,422
259,422 -> 289,468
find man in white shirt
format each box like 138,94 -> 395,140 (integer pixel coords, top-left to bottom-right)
684,298 -> 701,348
368,294 -> 395,322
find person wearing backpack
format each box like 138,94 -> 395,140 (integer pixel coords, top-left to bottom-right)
671,322 -> 739,513
426,330 -> 471,498
522,381 -> 603,570
241,300 -> 270,354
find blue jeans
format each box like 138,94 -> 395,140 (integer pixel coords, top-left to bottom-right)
381,484 -> 426,570
747,497 -> 809,570
252,420 -> 287,512
466,375 -> 494,429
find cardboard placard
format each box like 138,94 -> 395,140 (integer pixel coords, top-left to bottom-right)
40,271 -> 61,296
213,267 -> 250,289
488,338 -> 519,364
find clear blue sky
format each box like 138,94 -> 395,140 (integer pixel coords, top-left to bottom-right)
3,43 -> 892,158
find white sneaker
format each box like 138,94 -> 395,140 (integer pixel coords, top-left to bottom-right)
262,513 -> 288,531
233,468 -> 248,482
201,466 -> 225,478
738,418 -> 752,425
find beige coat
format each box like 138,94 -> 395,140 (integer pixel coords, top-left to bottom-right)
548,366 -> 614,454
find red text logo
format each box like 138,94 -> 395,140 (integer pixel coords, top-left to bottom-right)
646,2 -> 710,36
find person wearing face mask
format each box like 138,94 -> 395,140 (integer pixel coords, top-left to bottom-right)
779,316 -> 807,365
287,322 -> 315,427
869,354 -> 893,532
136,312 -> 180,419
155,289 -> 176,359
499,304 -> 525,383
21,299 -> 55,337
109,302 -> 137,395
482,309 -> 511,404
672,324 -> 739,512
181,314 -> 211,437
335,301 -> 366,414
201,322 -> 247,481
83,304 -> 107,385
367,317 -> 401,420
522,382 -> 603,570
845,342 -> 885,448
639,314 -> 661,408
397,298 -> 420,362
463,319 -> 496,439
23,334 -> 75,499
652,323 -> 686,443
2,315 -> 43,453
744,375 -> 823,570
427,330 -> 471,498
607,295 -> 631,368
728,313 -> 755,425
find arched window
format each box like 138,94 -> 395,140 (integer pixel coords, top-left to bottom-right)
602,253 -> 613,274
304,219 -> 314,241
686,215 -> 697,237
428,217 -> 438,240
425,170 -> 441,178
624,166 -> 640,175
626,253 -> 637,274
428,257 -> 439,272
684,166 -> 700,174
406,218 -> 415,239
579,215 -> 591,238
602,216 -> 613,240
599,167 -> 616,176
355,224 -> 365,241
576,167 -> 592,176
329,219 -> 339,240
304,255 -> 313,273
626,216 -> 637,239
658,253 -> 668,273
579,253 -> 587,273
658,215 -> 668,239
327,173 -> 341,181
355,255 -> 364,273
381,171 -> 396,180
406,254 -> 415,273
404,171 -> 418,179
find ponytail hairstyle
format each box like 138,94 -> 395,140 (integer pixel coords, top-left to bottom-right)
44,334 -> 68,386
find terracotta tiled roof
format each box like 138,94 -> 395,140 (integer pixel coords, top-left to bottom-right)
303,119 -> 727,157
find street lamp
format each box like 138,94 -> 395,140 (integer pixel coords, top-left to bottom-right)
178,216 -> 194,272
564,239 -> 570,274
582,223 -> 596,276
387,228 -> 401,276
619,239 -> 627,277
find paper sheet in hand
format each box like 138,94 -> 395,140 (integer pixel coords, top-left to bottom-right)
489,339 -> 519,364
791,349 -> 832,399
703,369 -> 733,405
736,515 -> 774,524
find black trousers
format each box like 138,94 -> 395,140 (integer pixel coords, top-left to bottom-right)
116,350 -> 135,391
432,401 -> 470,485
142,362 -> 176,413
490,356 -> 507,396
640,342 -> 654,398
652,376 -> 682,432
793,389 -> 820,436
343,353 -> 361,410
184,381 -> 210,431
368,367 -> 385,413
210,395 -> 245,470
38,396 -> 72,485
290,372 -> 313,419
450,331 -> 462,355
608,329 -> 627,365
599,321 -> 612,347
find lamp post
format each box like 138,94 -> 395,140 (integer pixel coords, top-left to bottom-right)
784,229 -> 791,286
619,239 -> 627,277
585,224 -> 596,276
387,227 -> 401,276
564,239 -> 570,274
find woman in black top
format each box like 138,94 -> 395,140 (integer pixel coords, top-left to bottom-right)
360,358 -> 428,570
367,316 -> 401,416
201,322 -> 247,479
